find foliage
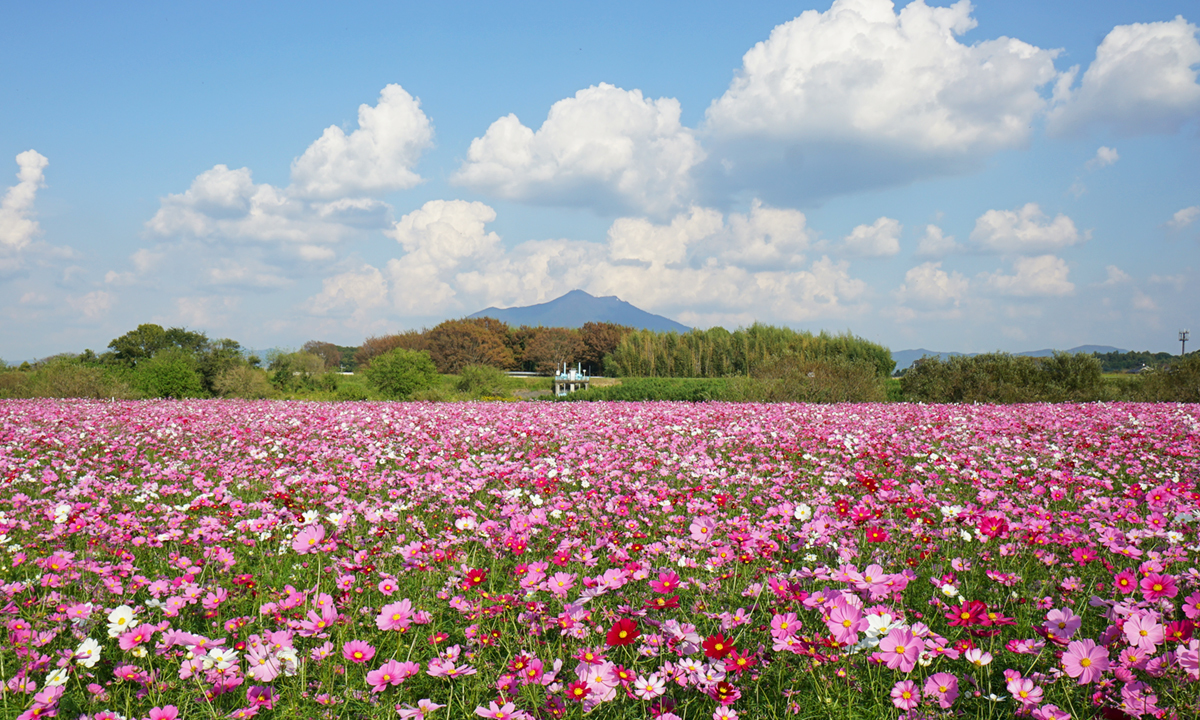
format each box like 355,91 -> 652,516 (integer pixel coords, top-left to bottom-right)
267,350 -> 327,392
579,321 -> 631,375
364,348 -> 440,399
455,364 -> 509,397
425,319 -> 515,374
107,323 -> 208,367
1135,353 -> 1200,402
0,356 -> 136,399
134,348 -> 207,398
900,352 -> 1110,403
1092,349 -> 1179,373
213,365 -> 274,399
557,377 -> 730,401
522,327 -> 585,375
607,324 -> 895,379
303,340 -> 344,371
355,331 -> 428,370
727,355 -> 888,402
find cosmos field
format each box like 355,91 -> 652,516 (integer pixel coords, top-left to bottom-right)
1,399 -> 1198,720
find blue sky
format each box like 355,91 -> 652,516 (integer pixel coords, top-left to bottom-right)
2,0 -> 1198,362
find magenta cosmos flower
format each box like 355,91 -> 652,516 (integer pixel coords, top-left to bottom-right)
1140,573 -> 1177,601
342,640 -> 376,664
1062,639 -> 1109,684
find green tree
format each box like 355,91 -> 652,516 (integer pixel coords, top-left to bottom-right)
135,349 -> 206,398
365,348 -> 439,399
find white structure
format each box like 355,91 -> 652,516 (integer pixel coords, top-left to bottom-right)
553,362 -> 591,396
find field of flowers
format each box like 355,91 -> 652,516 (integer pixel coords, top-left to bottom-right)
1,399 -> 1198,720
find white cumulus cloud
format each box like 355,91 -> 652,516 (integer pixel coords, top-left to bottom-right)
1168,205 -> 1200,230
916,224 -> 958,256
895,261 -> 968,308
1101,265 -> 1130,286
841,217 -> 901,256
306,199 -> 868,328
702,0 -> 1060,202
970,203 -> 1084,254
453,83 -> 704,217
146,164 -> 391,246
981,254 -> 1074,296
290,84 -> 433,198
1086,146 -> 1119,170
1049,16 -> 1200,136
0,150 -> 49,252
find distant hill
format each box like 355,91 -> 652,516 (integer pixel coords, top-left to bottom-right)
468,290 -> 692,332
892,345 -> 1127,372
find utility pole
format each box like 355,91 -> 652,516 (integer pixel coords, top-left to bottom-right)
1182,330 -> 1190,356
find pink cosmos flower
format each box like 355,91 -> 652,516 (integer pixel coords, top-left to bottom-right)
889,680 -> 920,710
1043,608 -> 1081,640
292,524 -> 326,555
923,673 -> 958,709
1031,705 -> 1071,720
1123,612 -> 1164,652
689,517 -> 716,543
396,699 -> 445,720
1005,676 -> 1043,708
342,640 -> 375,664
826,600 -> 866,646
474,701 -> 521,719
878,627 -> 920,672
1062,639 -> 1109,684
148,706 -> 180,720
118,623 -> 157,650
367,659 -> 411,693
770,612 -> 799,639
376,599 -> 413,631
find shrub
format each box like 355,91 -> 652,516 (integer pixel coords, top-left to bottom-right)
456,364 -> 509,397
365,348 -> 440,400
900,352 -> 1109,403
557,378 -> 728,402
0,358 -> 136,399
1135,353 -> 1200,402
135,349 -> 206,398
728,356 -> 887,403
213,365 -> 274,399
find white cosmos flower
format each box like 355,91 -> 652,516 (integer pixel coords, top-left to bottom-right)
794,504 -> 812,521
106,605 -> 136,638
46,668 -> 69,686
75,637 -> 101,667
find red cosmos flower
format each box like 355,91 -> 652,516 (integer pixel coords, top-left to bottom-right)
946,600 -> 988,627
606,618 -> 640,647
724,649 -> 757,674
703,633 -> 735,659
566,681 -> 590,702
864,527 -> 889,543
463,568 -> 488,590
644,595 -> 680,611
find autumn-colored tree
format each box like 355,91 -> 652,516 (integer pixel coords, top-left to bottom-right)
425,319 -> 514,374
354,331 -> 427,370
523,327 -> 585,375
579,322 -> 631,376
302,341 -> 342,371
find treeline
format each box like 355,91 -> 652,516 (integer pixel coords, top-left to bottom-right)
0,325 -> 359,400
900,351 -> 1200,403
1093,349 -> 1182,374
353,319 -> 629,375
605,325 -> 895,378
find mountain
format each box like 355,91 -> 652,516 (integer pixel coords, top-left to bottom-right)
468,290 -> 692,332
892,345 -> 1128,372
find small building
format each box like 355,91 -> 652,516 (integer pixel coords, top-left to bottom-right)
554,363 -> 591,397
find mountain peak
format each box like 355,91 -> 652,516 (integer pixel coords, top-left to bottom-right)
468,290 -> 691,332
